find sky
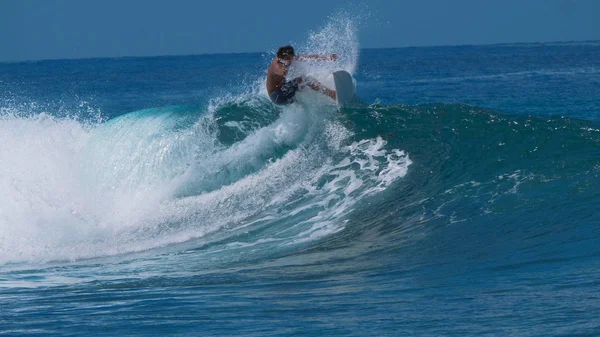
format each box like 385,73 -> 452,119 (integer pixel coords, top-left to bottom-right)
0,0 -> 599,62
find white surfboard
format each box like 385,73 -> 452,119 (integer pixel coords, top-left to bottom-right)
332,70 -> 356,107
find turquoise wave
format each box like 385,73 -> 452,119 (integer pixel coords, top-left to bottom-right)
2,97 -> 598,274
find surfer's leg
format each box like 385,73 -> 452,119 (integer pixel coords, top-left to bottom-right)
302,76 -> 336,101
269,80 -> 300,105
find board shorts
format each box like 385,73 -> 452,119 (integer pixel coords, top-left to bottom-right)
269,78 -> 301,105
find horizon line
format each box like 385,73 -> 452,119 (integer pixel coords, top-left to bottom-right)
2,38 -> 598,64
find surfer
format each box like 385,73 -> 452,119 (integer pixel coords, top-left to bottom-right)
267,45 -> 338,105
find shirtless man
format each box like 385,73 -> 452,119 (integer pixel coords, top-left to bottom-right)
266,45 -> 338,105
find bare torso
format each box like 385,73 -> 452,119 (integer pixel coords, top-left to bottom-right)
265,53 -> 337,101
266,58 -> 289,94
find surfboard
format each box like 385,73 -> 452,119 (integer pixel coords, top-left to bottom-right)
332,70 -> 356,107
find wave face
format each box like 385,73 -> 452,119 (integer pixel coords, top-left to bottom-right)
0,99 -> 412,264
1,15 -> 600,337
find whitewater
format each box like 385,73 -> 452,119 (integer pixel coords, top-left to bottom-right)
1,15 -> 600,336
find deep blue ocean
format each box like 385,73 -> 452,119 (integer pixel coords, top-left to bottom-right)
1,19 -> 600,336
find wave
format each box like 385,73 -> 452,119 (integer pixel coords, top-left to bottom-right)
1,14 -> 599,288
398,67 -> 600,84
3,96 -> 600,266
0,87 -> 415,264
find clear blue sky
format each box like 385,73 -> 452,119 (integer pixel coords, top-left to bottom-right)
1,0 -> 598,62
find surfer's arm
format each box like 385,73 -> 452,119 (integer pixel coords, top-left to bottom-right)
297,54 -> 338,61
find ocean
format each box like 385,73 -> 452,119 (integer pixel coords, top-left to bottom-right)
1,18 -> 600,336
